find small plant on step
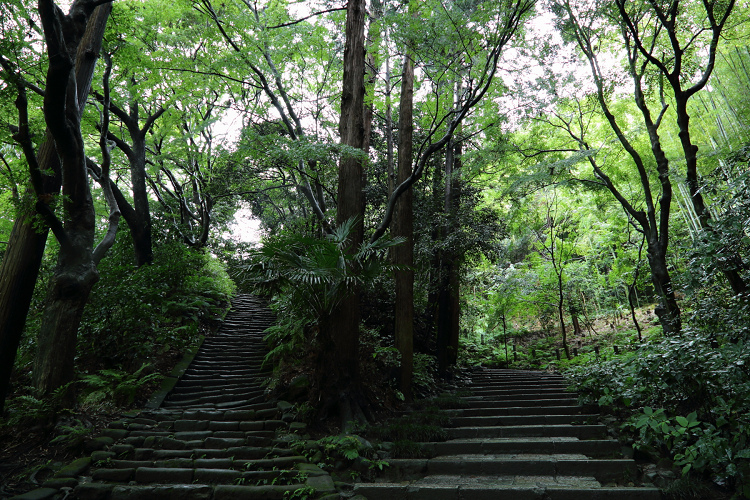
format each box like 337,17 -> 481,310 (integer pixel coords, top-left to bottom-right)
283,486 -> 315,499
50,418 -> 94,451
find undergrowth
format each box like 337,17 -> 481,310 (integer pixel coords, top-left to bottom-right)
565,331 -> 750,497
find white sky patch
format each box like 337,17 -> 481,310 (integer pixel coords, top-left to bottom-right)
225,206 -> 262,245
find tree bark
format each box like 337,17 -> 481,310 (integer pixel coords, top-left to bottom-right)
0,0 -> 111,412
394,51 -> 414,400
324,0 -> 367,423
33,0 -> 113,397
437,130 -> 462,376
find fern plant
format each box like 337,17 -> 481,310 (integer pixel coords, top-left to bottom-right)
79,363 -> 162,408
239,218 -> 404,366
242,218 -> 405,318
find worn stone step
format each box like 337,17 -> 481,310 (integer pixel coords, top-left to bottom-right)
161,393 -> 267,408
166,388 -> 265,402
353,482 -> 662,500
174,379 -> 263,389
383,456 -> 638,482
469,388 -> 572,398
446,424 -> 608,440
423,438 -> 622,457
448,405 -> 584,417
460,397 -> 580,408
449,414 -> 598,427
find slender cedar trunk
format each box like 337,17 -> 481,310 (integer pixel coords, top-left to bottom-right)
447,138 -> 462,367
0,2 -> 110,412
384,47 -> 395,198
425,167 -> 443,338
0,211 -> 51,412
437,131 -> 462,375
557,268 -> 569,359
33,0 -> 113,397
97,75 -> 165,265
324,0 -> 366,420
394,51 -> 414,400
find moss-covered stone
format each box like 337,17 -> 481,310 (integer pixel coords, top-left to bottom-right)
54,456 -> 92,478
83,437 -> 115,452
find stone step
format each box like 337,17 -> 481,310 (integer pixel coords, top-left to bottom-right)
422,438 -> 622,458
75,482 -> 307,500
383,456 -> 638,483
468,388 -> 572,397
460,397 -> 580,408
446,424 -> 608,440
354,482 -> 662,500
166,388 -> 265,402
448,405 -> 584,417
448,414 -> 598,427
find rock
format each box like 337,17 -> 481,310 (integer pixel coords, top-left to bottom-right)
296,463 -> 328,477
90,451 -> 116,463
110,444 -> 134,457
213,485 -> 300,500
111,485 -> 212,500
73,483 -> 115,500
93,468 -> 135,482
55,457 -> 92,478
286,375 -> 310,400
305,474 -> 336,494
173,420 -> 208,432
102,429 -> 129,440
8,487 -> 59,500
277,401 -> 294,413
378,441 -> 394,452
84,437 -> 115,452
41,477 -> 78,489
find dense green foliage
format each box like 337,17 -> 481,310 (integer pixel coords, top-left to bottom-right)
568,330 -> 750,495
2,0 -> 750,495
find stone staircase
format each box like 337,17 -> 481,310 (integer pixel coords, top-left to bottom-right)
15,295 -> 336,500
354,368 -> 663,500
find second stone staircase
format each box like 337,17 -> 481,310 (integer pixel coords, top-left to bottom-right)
354,368 -> 662,500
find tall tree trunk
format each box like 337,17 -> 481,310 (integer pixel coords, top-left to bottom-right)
447,137 -> 462,368
557,269 -> 569,359
437,128 -> 462,376
0,2 -> 111,412
323,0 -> 367,423
394,50 -> 414,400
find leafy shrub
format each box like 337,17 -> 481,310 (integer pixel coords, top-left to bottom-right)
79,364 -> 162,410
239,219 -> 403,380
78,234 -> 235,369
566,332 -> 750,494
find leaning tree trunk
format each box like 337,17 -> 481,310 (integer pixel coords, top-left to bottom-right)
33,0 -> 113,398
0,2 -> 111,412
